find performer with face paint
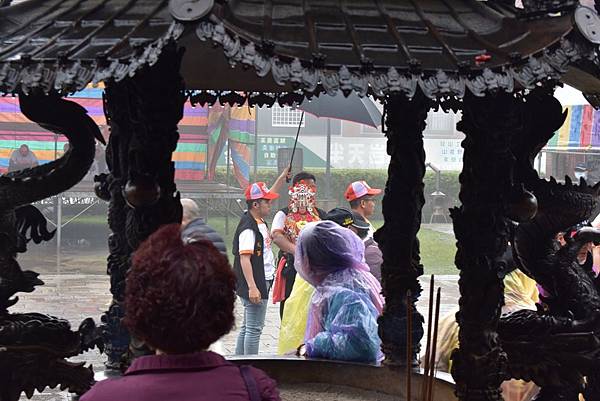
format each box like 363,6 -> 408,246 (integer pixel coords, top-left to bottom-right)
271,172 -> 327,354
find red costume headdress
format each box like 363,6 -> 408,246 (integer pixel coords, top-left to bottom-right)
283,180 -> 321,243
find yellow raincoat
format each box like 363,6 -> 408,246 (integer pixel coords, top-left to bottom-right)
277,276 -> 315,354
433,270 -> 540,401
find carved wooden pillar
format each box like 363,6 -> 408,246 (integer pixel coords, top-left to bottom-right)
450,93 -> 520,400
99,42 -> 185,369
375,90 -> 431,366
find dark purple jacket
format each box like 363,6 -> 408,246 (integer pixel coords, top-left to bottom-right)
81,352 -> 280,401
364,238 -> 382,282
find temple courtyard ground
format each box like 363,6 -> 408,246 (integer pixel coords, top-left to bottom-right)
13,273 -> 461,401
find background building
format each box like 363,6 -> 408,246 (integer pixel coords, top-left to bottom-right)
252,104 -> 464,171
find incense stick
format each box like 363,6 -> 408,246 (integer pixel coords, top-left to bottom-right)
421,275 -> 435,401
430,364 -> 439,401
406,289 -> 413,401
427,287 -> 442,401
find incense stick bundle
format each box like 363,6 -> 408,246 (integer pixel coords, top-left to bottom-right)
406,289 -> 413,401
421,275 -> 435,401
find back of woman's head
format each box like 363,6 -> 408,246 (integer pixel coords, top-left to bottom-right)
124,224 -> 236,354
295,220 -> 365,286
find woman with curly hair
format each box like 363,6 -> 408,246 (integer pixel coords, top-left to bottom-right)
81,224 -> 280,401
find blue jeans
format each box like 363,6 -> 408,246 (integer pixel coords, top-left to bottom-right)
236,280 -> 272,355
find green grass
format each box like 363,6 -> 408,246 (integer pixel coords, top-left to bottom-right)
61,214 -> 106,225
416,227 -> 458,275
207,217 -> 458,275
57,213 -> 459,274
371,220 -> 458,275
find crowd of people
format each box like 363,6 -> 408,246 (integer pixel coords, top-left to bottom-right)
229,170 -> 385,361
80,167 -> 600,401
130,168 -> 386,365
82,170 -> 386,401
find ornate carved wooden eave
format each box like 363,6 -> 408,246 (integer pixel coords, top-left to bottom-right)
184,0 -> 598,101
181,0 -> 600,107
0,0 -> 185,94
1,0 -> 600,105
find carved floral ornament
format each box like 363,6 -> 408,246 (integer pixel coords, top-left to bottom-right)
185,0 -> 600,104
0,22 -> 185,95
191,18 -> 595,106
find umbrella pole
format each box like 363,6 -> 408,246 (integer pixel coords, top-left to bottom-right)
326,118 -> 331,199
287,111 -> 304,183
254,106 -> 259,182
226,139 -> 230,235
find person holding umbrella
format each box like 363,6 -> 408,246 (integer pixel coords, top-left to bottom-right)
272,172 -> 328,355
271,172 -> 326,317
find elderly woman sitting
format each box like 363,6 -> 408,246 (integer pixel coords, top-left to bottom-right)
82,224 -> 280,401
296,220 -> 384,363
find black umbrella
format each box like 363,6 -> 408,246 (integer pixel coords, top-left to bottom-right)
297,91 -> 382,128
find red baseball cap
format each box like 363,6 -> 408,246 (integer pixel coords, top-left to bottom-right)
344,180 -> 382,201
245,182 -> 280,200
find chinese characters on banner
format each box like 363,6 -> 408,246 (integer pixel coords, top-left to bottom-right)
438,139 -> 464,164
251,135 -> 463,170
259,136 -> 288,167
329,141 -> 390,169
328,137 -> 463,170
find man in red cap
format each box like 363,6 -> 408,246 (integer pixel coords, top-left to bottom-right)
345,180 -> 382,239
233,182 -> 279,355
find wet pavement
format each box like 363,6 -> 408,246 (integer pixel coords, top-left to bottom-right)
12,273 -> 460,400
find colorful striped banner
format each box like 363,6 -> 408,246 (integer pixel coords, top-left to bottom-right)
556,107 -> 571,148
568,105 -> 583,147
592,108 -> 600,147
0,97 -> 208,127
205,103 -> 256,187
581,105 -> 593,147
0,95 -> 255,183
230,141 -> 251,189
546,105 -> 600,151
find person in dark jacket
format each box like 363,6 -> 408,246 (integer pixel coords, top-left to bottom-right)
351,212 -> 383,283
325,208 -> 382,282
181,198 -> 227,255
233,182 -> 279,355
180,198 -> 228,354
